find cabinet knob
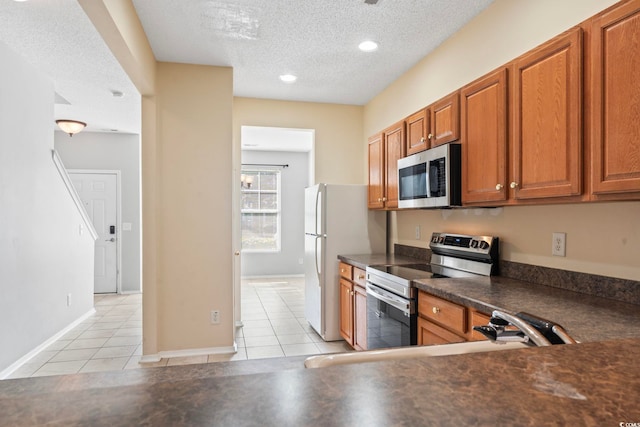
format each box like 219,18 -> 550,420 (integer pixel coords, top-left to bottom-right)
358,274 -> 365,280
428,133 -> 433,140
341,269 -> 345,273
495,184 -> 503,190
350,291 -> 354,296
420,137 -> 425,143
377,198 -> 382,202
382,197 -> 387,202
432,306 -> 440,314
510,182 -> 519,189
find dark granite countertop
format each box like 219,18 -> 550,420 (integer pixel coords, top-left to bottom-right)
413,275 -> 640,343
2,254 -> 639,425
337,253 -> 424,270
339,253 -> 640,343
2,339 -> 640,425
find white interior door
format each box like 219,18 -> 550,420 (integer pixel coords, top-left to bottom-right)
70,173 -> 118,293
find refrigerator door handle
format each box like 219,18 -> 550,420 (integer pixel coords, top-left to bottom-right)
314,187 -> 324,234
315,235 -> 322,283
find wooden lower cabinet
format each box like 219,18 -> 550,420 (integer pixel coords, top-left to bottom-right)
353,285 -> 367,351
339,278 -> 354,346
339,262 -> 368,350
417,290 -> 490,345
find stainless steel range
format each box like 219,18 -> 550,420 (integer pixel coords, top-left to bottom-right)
365,232 -> 499,350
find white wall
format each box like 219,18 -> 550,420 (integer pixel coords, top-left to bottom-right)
0,42 -> 95,373
54,131 -> 141,293
241,150 -> 310,277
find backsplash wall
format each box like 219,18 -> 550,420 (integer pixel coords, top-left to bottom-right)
392,202 -> 640,282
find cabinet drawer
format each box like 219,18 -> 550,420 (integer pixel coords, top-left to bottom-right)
353,267 -> 366,287
339,262 -> 353,280
468,310 -> 491,341
418,291 -> 466,335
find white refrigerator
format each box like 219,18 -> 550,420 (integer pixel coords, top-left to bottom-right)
304,184 -> 387,341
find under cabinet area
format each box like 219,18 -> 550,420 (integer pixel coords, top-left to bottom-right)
338,262 -> 367,350
417,290 -> 490,345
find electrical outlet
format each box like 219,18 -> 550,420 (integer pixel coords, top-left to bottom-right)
415,225 -> 421,240
210,310 -> 220,324
552,232 -> 566,257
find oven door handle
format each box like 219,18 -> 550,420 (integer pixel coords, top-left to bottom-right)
366,284 -> 411,315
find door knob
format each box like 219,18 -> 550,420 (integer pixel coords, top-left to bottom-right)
105,238 -> 115,242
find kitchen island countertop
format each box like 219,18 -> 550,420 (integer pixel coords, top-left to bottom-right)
1,338 -> 639,425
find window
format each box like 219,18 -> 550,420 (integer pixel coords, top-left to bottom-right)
241,169 -> 281,252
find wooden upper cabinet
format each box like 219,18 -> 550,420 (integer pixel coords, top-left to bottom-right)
406,108 -> 430,155
430,91 -> 460,147
382,121 -> 406,209
367,133 -> 385,209
591,0 -> 640,195
461,68 -> 509,204
511,27 -> 583,200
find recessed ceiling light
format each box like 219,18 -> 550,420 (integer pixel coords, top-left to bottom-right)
358,40 -> 379,52
279,74 -> 297,83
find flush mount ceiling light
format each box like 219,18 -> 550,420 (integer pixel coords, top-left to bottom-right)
279,74 -> 297,83
358,40 -> 379,52
56,119 -> 87,137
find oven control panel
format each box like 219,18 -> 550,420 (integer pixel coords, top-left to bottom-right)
429,232 -> 498,259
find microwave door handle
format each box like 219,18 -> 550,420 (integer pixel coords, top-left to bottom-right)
425,161 -> 432,197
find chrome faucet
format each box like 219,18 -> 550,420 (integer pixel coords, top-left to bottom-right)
473,311 -> 576,347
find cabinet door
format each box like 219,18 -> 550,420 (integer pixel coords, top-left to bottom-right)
591,0 -> 640,195
468,311 -> 491,342
430,92 -> 460,147
339,279 -> 353,346
406,108 -> 430,155
383,121 -> 406,209
461,68 -> 509,204
417,317 -> 466,346
367,133 -> 385,209
511,27 -> 583,200
353,285 -> 367,351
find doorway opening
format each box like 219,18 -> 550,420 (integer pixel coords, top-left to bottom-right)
234,126 -> 350,359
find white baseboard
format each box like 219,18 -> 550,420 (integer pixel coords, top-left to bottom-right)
241,274 -> 304,280
119,290 -> 141,295
0,307 -> 96,380
139,342 -> 238,364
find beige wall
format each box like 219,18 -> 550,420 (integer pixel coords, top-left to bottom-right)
233,98 -> 364,185
155,62 -> 234,351
365,0 -> 640,282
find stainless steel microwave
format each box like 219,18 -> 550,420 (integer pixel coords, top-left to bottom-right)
397,143 -> 462,209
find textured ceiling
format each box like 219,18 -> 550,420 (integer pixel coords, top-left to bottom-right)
133,0 -> 495,105
0,0 -> 140,134
0,0 -> 495,135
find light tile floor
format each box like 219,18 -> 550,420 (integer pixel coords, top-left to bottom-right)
6,277 -> 351,379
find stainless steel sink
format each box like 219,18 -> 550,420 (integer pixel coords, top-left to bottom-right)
304,340 -> 531,368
